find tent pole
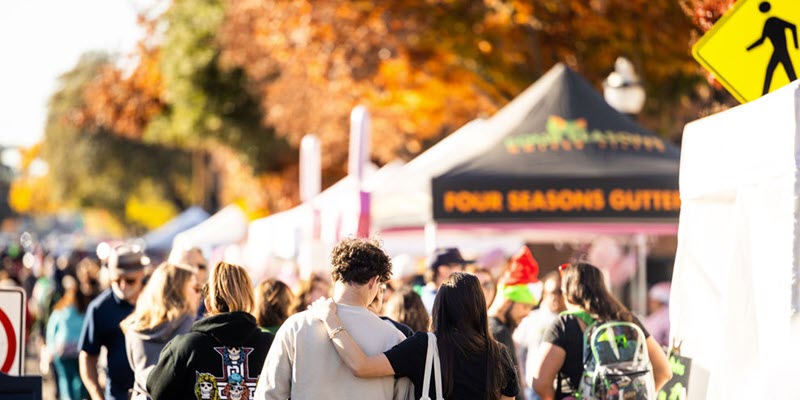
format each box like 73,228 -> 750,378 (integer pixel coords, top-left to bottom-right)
425,222 -> 438,256
634,233 -> 648,316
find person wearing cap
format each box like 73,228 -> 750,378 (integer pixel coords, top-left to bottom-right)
420,247 -> 471,314
644,281 -> 671,347
78,244 -> 149,400
488,246 -> 542,400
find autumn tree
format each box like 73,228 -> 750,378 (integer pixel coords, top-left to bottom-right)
33,53 -> 195,232
218,0 -> 705,167
42,0 -> 724,225
78,0 -> 298,215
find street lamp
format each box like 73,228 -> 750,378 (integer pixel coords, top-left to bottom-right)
603,57 -> 646,116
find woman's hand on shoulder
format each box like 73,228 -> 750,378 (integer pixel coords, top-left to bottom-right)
308,297 -> 338,324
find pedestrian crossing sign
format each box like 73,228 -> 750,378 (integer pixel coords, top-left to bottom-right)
693,0 -> 800,103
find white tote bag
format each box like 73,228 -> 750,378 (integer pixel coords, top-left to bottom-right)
420,332 -> 444,400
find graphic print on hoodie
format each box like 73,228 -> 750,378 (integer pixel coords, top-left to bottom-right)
193,346 -> 257,400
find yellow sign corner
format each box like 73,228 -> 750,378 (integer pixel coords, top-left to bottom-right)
693,0 -> 800,103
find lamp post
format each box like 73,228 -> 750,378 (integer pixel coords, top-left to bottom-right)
603,57 -> 646,117
604,57 -> 649,316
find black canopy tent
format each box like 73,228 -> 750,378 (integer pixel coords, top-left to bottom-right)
431,64 -> 681,225
429,64 -> 681,315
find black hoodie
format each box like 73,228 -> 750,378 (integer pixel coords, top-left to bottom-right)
146,312 -> 274,400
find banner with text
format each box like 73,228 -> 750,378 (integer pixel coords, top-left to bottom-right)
432,177 -> 679,222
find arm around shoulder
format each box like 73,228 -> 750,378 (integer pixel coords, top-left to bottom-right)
328,325 -> 395,378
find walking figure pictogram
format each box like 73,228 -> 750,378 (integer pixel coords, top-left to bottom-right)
746,1 -> 798,95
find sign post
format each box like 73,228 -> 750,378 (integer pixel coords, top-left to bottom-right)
693,0 -> 800,103
0,287 -> 26,376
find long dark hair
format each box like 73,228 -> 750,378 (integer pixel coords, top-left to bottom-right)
255,279 -> 295,328
561,262 -> 633,323
431,272 -> 511,400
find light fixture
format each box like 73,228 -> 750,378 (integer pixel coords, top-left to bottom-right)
603,57 -> 646,115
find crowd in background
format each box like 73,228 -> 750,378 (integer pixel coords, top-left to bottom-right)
0,235 -> 673,400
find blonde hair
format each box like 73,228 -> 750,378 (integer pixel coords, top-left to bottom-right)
207,261 -> 255,314
122,262 -> 197,332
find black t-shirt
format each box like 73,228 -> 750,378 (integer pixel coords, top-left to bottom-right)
542,314 -> 650,399
380,316 -> 415,338
384,331 -> 519,400
489,317 -> 523,400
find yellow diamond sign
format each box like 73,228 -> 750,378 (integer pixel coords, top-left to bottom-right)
693,0 -> 800,103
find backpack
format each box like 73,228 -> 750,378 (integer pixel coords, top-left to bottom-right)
566,311 -> 656,400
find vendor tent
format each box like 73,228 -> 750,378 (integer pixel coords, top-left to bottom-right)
369,119 -> 488,231
171,204 -> 248,258
671,81 -> 800,399
141,206 -> 209,253
432,64 -> 681,226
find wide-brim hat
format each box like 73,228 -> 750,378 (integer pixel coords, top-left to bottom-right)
107,244 -> 150,278
428,247 -> 473,271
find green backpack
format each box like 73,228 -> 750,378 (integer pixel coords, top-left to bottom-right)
563,311 -> 656,400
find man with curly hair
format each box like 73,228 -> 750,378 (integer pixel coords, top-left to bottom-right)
255,238 -> 412,400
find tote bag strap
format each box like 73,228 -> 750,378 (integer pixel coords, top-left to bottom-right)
420,332 -> 444,400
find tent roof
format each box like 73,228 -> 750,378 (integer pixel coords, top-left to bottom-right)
432,64 -> 681,223
142,206 -> 209,252
439,64 -> 679,180
369,119 -> 490,230
171,204 -> 248,254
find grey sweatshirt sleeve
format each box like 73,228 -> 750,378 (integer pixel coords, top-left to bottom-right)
255,322 -> 294,400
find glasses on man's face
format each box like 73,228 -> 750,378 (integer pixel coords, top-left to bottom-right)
112,276 -> 142,287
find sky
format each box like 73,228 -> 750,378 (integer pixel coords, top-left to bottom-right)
0,0 -> 152,149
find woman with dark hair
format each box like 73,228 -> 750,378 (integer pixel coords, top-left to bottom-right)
311,271 -> 518,400
293,273 -> 331,314
45,274 -> 95,400
146,262 -> 274,399
530,262 -> 672,400
383,286 -> 430,333
254,278 -> 296,334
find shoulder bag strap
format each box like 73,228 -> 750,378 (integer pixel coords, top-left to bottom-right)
430,333 -> 444,400
420,332 -> 435,400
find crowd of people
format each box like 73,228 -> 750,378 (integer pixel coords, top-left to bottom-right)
0,236 -> 674,400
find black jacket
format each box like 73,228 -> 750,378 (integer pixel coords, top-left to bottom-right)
146,311 -> 274,400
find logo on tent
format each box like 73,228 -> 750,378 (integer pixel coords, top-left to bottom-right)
503,116 -> 667,154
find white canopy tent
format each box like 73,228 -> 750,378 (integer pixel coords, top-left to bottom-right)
671,82 -> 800,399
243,162 -> 405,283
368,119 -> 488,231
170,204 -> 249,262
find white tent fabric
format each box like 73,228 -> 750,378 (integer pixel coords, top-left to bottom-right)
142,206 -> 210,253
672,82 -> 800,399
244,162 -> 405,281
170,204 -> 248,259
369,119 -> 487,230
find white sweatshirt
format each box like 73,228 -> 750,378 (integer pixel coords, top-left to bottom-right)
255,304 -> 412,400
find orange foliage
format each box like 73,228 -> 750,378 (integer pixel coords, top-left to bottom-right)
80,43 -> 165,139
218,0 -> 699,174
680,0 -> 736,32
